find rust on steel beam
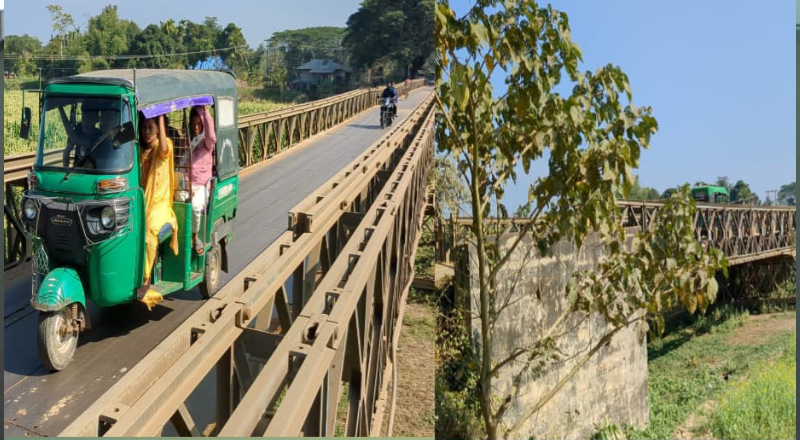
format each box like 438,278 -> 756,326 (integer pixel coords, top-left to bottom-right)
59,90 -> 435,438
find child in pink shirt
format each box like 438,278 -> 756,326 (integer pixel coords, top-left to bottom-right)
188,106 -> 216,255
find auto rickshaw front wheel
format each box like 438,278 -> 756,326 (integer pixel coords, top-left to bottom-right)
199,243 -> 222,299
37,308 -> 79,371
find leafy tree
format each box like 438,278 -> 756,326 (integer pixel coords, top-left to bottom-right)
730,179 -> 760,205
661,187 -> 678,199
129,24 -> 184,68
513,204 -> 531,218
182,19 -> 217,65
5,34 -> 43,76
343,0 -> 434,79
85,5 -> 140,69
715,176 -> 731,191
778,181 -> 795,205
217,23 -> 249,74
42,27 -> 89,77
434,154 -> 469,217
46,4 -> 75,56
627,175 -> 661,200
435,1 -> 726,438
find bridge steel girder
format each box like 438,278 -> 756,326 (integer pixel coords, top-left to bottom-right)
58,92 -> 435,438
617,201 -> 796,265
441,202 -> 796,266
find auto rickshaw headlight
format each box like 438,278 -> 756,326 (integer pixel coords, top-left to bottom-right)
23,198 -> 38,220
100,206 -> 116,229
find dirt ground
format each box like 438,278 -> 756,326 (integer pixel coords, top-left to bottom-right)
672,311 -> 796,439
726,311 -> 796,345
381,301 -> 436,438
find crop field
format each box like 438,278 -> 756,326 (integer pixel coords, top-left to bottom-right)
4,89 -> 41,156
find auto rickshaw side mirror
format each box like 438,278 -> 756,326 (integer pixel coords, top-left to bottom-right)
112,121 -> 136,149
20,107 -> 32,140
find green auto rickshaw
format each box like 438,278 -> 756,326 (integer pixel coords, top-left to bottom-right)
19,69 -> 240,371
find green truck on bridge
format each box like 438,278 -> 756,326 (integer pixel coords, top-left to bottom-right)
691,185 -> 730,204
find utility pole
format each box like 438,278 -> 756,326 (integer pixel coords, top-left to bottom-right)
765,190 -> 777,206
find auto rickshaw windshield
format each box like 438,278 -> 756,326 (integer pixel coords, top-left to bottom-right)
37,96 -> 134,174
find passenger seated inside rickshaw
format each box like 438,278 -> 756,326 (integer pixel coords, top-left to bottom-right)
137,112 -> 179,305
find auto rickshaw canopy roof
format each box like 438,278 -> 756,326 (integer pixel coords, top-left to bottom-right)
47,69 -> 237,115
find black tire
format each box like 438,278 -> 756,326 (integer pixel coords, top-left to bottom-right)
199,243 -> 222,299
380,112 -> 386,129
37,309 -> 78,371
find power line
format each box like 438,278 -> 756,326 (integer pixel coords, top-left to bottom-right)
3,44 -> 248,61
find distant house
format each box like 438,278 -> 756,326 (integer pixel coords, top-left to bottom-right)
295,59 -> 351,86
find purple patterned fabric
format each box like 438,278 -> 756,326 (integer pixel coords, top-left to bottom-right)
140,95 -> 214,118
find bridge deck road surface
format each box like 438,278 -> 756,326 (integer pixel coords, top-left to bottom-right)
3,88 -> 432,437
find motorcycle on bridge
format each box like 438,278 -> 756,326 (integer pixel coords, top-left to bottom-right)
18,69 -> 240,371
379,96 -> 396,129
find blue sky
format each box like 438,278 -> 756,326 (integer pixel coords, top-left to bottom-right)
6,0 -> 363,49
447,0 -> 796,206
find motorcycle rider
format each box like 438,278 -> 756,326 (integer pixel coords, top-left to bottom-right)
380,81 -> 398,118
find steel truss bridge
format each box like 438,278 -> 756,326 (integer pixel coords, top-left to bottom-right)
438,201 -> 796,266
4,81 -> 434,437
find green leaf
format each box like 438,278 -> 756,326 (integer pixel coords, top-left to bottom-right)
705,278 -> 718,304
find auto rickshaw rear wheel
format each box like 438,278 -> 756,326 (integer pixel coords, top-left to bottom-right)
37,307 -> 79,371
200,243 -> 221,299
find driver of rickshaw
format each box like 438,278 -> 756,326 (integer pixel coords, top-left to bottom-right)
59,104 -> 101,167
87,108 -> 121,169
137,112 -> 180,307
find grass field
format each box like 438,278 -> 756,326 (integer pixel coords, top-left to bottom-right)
710,325 -> 795,439
4,89 -> 41,155
629,306 -> 796,439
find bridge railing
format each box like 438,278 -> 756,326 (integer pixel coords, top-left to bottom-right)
59,91 -> 435,437
237,78 -> 426,168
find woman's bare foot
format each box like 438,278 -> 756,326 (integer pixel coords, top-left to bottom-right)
137,281 -> 151,300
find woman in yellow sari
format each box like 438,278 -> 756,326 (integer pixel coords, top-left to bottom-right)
137,113 -> 179,307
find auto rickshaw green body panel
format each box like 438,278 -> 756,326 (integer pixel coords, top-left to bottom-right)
22,69 -> 240,370
32,267 -> 86,312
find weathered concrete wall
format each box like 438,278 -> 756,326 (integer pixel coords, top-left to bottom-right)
460,231 -> 649,439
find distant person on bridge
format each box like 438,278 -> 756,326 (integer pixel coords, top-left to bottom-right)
138,113 -> 179,308
381,82 -> 398,118
187,105 -> 217,255
404,77 -> 411,100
